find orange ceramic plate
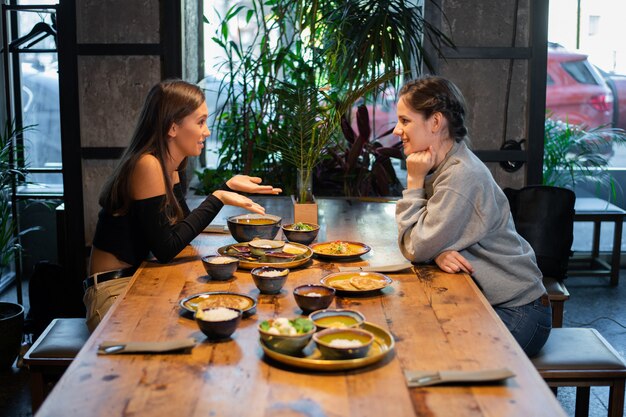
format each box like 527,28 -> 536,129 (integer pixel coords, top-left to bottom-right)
320,271 -> 392,294
310,241 -> 371,260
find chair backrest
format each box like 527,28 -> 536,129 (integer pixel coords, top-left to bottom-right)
504,185 -> 576,281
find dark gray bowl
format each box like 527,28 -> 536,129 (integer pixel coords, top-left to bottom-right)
293,284 -> 335,313
201,255 -> 239,280
282,223 -> 320,245
195,307 -> 242,341
251,266 -> 289,294
227,214 -> 282,243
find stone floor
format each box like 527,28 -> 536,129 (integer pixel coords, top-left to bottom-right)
1,273 -> 625,417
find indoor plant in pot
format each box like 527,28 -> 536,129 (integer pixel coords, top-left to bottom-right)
543,117 -> 626,200
203,0 -> 454,203
0,121 -> 33,368
269,75 -> 396,223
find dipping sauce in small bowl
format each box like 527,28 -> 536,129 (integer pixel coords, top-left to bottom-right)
248,239 -> 285,256
293,284 -> 335,313
308,308 -> 365,330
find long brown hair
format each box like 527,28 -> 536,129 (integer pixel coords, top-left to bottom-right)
99,79 -> 205,222
399,76 -> 468,143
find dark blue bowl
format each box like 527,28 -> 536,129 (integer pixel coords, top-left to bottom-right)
195,307 -> 242,340
201,255 -> 239,280
281,223 -> 320,245
251,266 -> 289,294
227,214 -> 281,243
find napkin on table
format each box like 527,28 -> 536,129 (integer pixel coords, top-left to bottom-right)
202,224 -> 229,234
338,262 -> 413,273
97,338 -> 196,355
404,367 -> 515,387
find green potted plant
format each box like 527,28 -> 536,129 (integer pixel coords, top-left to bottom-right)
202,0 -> 454,203
268,73 -> 397,221
543,117 -> 626,200
0,121 -> 33,368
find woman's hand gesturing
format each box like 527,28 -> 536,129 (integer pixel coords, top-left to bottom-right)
212,190 -> 266,215
434,250 -> 474,274
226,175 -> 282,195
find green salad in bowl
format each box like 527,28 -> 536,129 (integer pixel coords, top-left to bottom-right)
258,317 -> 316,354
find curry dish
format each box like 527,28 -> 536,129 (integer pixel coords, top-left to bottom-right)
314,241 -> 365,256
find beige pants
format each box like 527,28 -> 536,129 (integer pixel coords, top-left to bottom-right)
83,277 -> 132,332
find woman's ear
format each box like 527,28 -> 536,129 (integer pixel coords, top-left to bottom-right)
430,112 -> 444,134
167,122 -> 178,138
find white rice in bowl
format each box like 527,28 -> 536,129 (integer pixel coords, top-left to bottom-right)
258,269 -> 287,277
207,256 -> 237,264
197,307 -> 239,321
328,338 -> 363,348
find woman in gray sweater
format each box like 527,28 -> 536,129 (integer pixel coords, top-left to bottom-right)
394,76 -> 551,357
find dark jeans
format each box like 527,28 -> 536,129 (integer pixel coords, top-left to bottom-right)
494,295 -> 552,357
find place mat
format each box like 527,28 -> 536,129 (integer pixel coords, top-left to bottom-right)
98,338 -> 196,355
338,262 -> 413,273
202,224 -> 229,234
404,367 -> 515,387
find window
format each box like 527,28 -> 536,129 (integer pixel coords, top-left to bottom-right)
588,15 -> 600,36
561,60 -> 599,85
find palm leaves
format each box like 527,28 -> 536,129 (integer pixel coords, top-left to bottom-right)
543,117 -> 626,199
0,121 -> 35,268
268,72 -> 398,202
321,0 -> 454,87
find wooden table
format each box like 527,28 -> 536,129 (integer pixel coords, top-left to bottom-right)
35,197 -> 566,417
569,197 -> 626,286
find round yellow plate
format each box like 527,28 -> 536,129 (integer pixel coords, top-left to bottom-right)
217,241 -> 313,270
260,322 -> 394,371
320,271 -> 393,294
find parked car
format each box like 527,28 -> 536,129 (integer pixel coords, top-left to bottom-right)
546,47 -> 614,129
595,66 -> 626,130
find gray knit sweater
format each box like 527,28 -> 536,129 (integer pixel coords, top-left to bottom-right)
396,141 -> 546,307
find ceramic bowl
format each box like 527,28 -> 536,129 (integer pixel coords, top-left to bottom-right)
281,223 -> 320,245
195,307 -> 242,341
258,318 -> 316,354
248,239 -> 285,256
313,327 -> 374,360
201,255 -> 239,280
226,214 -> 281,243
251,266 -> 289,294
308,308 -> 365,330
293,285 -> 335,313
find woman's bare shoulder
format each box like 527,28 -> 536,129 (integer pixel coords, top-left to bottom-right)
130,154 -> 167,199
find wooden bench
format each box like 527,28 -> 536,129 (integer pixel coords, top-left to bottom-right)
532,328 -> 626,417
569,197 -> 626,286
23,318 -> 90,412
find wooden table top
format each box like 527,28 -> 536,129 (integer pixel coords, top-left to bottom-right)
36,197 -> 565,417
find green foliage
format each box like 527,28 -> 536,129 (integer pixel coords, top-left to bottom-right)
0,121 -> 37,268
543,117 -> 626,199
202,0 -> 453,198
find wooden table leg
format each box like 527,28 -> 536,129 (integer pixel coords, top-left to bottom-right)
574,386 -> 590,417
611,219 -> 622,286
608,379 -> 625,417
592,221 -> 601,267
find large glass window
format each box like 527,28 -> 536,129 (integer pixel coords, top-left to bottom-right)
14,0 -> 62,188
548,0 -> 626,168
